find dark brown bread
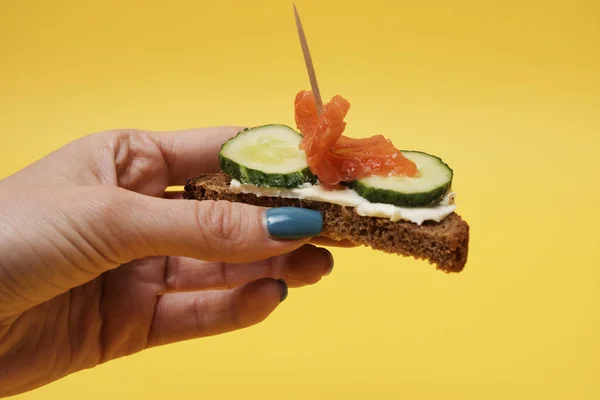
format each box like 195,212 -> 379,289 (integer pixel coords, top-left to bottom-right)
183,173 -> 470,273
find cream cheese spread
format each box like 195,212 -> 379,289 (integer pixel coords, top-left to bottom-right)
229,179 -> 456,225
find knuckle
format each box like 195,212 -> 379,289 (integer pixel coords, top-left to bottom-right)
107,130 -> 165,189
164,257 -> 183,290
193,296 -> 209,334
196,200 -> 248,251
219,261 -> 238,290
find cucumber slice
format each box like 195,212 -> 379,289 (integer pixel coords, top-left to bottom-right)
218,124 -> 316,188
347,151 -> 453,207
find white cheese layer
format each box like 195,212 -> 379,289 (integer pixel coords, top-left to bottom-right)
229,179 -> 456,225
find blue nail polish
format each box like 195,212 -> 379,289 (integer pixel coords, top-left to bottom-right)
265,207 -> 323,239
277,279 -> 288,302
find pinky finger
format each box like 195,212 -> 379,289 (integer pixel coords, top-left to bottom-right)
146,278 -> 287,348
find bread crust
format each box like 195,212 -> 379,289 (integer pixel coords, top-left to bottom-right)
183,173 -> 469,273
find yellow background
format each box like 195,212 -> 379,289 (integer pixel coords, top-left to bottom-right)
1,0 -> 599,399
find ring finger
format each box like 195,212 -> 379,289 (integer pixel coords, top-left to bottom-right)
163,244 -> 334,292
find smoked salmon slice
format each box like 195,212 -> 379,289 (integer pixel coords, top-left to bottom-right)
294,90 -> 418,186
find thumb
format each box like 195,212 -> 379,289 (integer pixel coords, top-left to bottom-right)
103,187 -> 324,264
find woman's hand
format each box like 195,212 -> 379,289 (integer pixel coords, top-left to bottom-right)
0,127 -> 343,397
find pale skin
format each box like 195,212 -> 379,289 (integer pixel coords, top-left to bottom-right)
0,127 -> 355,397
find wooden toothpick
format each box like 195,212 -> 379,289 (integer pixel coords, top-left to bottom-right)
293,4 -> 324,116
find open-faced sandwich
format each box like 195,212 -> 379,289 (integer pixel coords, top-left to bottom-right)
183,90 -> 470,273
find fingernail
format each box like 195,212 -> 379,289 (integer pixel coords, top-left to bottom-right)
320,248 -> 334,276
265,207 -> 323,239
276,279 -> 288,302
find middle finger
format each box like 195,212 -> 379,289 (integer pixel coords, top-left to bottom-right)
163,244 -> 334,292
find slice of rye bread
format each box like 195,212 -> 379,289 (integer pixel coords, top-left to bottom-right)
183,172 -> 470,273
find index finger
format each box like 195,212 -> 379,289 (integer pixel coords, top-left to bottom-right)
153,126 -> 244,185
